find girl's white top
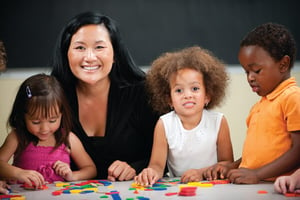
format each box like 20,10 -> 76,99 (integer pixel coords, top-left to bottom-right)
161,109 -> 223,177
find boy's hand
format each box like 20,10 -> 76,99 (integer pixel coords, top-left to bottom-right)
227,168 -> 260,184
203,163 -> 230,181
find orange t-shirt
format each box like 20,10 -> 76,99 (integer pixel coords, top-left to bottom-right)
240,77 -> 300,172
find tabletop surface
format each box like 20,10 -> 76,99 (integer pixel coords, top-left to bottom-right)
2,178 -> 298,200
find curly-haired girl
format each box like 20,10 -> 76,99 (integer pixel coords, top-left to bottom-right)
134,46 -> 234,186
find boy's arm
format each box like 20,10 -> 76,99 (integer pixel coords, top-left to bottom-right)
228,132 -> 300,184
255,131 -> 300,180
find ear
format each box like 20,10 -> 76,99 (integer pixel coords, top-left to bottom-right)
168,97 -> 174,110
279,55 -> 290,72
205,95 -> 211,106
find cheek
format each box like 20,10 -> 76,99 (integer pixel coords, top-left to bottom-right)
101,52 -> 114,66
68,52 -> 77,66
50,124 -> 61,132
26,123 -> 38,134
67,50 -> 83,67
170,95 -> 181,107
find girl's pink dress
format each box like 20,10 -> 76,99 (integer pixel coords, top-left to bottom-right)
13,143 -> 70,183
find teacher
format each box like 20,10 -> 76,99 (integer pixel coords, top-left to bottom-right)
51,11 -> 159,181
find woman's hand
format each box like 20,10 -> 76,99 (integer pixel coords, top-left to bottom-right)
107,160 -> 136,181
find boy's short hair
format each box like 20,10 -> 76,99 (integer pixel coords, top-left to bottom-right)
240,22 -> 297,69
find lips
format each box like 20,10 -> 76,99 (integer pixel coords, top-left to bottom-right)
183,102 -> 195,107
251,85 -> 259,92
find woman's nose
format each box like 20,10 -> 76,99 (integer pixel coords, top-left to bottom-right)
84,49 -> 97,60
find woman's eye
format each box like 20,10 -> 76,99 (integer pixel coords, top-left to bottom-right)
75,46 -> 85,50
95,45 -> 104,49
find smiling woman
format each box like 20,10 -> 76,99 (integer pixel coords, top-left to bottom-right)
51,11 -> 159,181
67,24 -> 114,86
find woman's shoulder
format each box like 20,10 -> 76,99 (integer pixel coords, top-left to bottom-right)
115,79 -> 145,89
112,80 -> 147,98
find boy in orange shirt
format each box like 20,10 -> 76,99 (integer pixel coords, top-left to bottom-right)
204,22 -> 300,184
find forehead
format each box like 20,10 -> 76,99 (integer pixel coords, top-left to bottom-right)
170,68 -> 203,83
71,24 -> 111,43
27,102 -> 60,119
238,45 -> 276,68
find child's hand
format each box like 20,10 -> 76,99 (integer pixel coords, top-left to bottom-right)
274,175 -> 300,194
0,180 -> 10,194
202,163 -> 230,181
181,169 -> 204,183
227,168 -> 260,184
16,169 -> 45,188
134,168 -> 159,187
53,160 -> 72,181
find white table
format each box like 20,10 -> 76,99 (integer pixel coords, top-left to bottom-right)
4,179 -> 296,200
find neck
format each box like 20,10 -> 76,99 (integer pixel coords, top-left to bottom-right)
179,111 -> 203,130
76,78 -> 111,97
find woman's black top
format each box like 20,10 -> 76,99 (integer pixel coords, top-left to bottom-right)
69,80 -> 159,179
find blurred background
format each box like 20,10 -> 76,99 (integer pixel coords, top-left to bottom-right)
0,0 -> 299,68
0,0 -> 299,159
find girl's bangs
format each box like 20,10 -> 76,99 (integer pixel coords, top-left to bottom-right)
26,96 -> 60,119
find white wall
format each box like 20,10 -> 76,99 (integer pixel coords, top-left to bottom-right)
1,65 -> 300,160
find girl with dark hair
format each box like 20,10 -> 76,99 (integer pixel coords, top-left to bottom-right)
51,11 -> 158,181
0,74 -> 96,188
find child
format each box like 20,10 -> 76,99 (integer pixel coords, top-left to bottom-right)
134,46 -> 234,186
274,168 -> 300,194
0,74 -> 97,188
206,23 -> 300,184
0,180 -> 9,194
